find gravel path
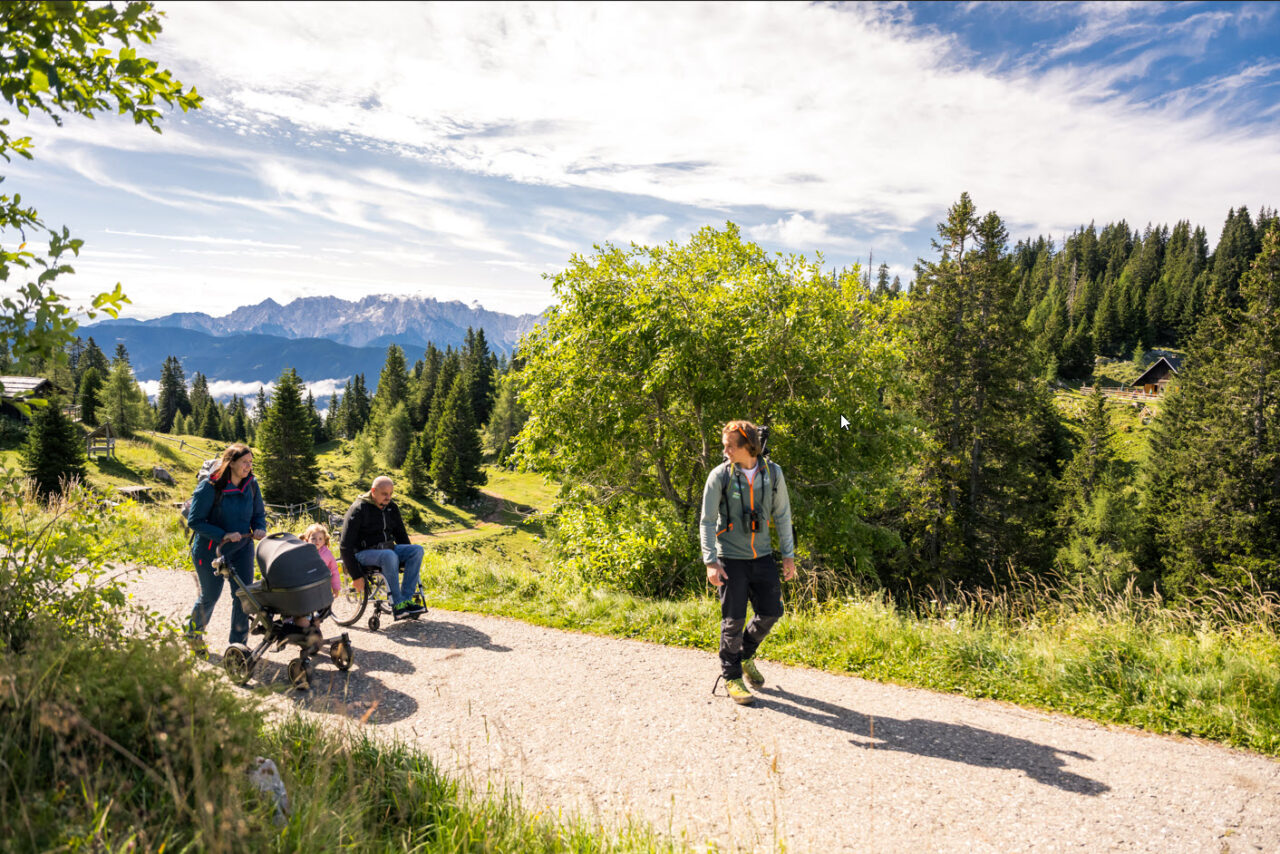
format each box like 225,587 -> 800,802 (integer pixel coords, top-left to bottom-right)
128,567 -> 1280,853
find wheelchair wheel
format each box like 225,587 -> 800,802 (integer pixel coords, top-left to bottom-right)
330,577 -> 368,627
367,613 -> 381,633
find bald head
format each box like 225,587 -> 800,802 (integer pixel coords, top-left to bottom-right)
370,476 -> 394,508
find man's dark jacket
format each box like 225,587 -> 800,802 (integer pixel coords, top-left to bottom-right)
339,494 -> 410,580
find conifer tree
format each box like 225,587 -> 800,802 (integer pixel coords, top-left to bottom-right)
351,432 -> 376,486
1149,225 -> 1280,594
255,368 -> 319,506
462,328 -> 496,427
403,434 -> 431,496
22,395 -> 87,498
380,401 -> 413,468
370,345 -> 410,435
305,389 -> 325,444
77,366 -> 103,427
343,374 -> 371,438
79,337 -> 109,376
411,344 -> 442,431
429,374 -> 486,501
1207,207 -> 1260,311
101,360 -> 147,437
228,395 -> 249,442
253,385 -> 269,425
197,396 -> 222,440
425,350 -> 460,444
904,193 -> 1058,589
155,355 -> 190,432
112,343 -> 130,367
483,370 -> 527,465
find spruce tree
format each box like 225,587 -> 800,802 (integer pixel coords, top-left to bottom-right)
369,345 -> 410,438
483,370 -> 527,464
410,344 -> 442,431
255,368 -> 320,506
403,434 -> 431,497
77,366 -> 103,427
462,328 -> 496,427
305,389 -> 325,444
904,193 -> 1057,589
254,385 -> 269,426
21,396 -> 87,498
198,396 -> 222,440
429,374 -> 486,501
155,355 -> 190,432
81,337 -> 110,377
380,401 -> 412,468
228,395 -> 249,442
1150,225 -> 1280,594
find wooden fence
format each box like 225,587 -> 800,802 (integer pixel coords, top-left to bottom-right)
1078,386 -> 1163,403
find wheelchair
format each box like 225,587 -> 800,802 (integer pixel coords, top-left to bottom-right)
329,557 -> 427,633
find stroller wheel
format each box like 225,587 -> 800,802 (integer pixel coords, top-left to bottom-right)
287,658 -> 313,691
367,613 -> 381,633
223,643 -> 255,686
330,639 -> 354,671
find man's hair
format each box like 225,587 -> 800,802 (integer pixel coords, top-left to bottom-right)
371,476 -> 394,491
722,420 -> 761,457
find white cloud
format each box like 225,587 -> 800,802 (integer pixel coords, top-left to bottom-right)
748,214 -> 846,249
143,1 -> 1280,243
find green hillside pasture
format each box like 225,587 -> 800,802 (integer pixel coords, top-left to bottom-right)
418,534 -> 1280,756
1053,389 -> 1153,469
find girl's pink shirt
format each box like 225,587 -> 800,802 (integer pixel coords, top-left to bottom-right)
316,543 -> 340,591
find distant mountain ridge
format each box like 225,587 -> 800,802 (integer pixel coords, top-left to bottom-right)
93,294 -> 545,352
84,294 -> 547,383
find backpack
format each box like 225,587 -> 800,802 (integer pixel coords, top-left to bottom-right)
180,458 -> 224,543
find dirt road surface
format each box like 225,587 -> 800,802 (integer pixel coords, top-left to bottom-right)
128,568 -> 1280,853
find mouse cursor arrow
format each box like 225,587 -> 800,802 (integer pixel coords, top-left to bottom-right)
839,416 -> 849,430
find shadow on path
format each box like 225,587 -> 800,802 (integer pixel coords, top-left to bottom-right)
385,619 -> 512,653
755,685 -> 1108,796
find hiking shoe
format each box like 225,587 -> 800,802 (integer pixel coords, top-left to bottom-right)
741,657 -> 764,687
393,602 -> 423,621
724,677 -> 754,705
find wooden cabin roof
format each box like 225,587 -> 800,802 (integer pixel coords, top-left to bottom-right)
1133,355 -> 1183,388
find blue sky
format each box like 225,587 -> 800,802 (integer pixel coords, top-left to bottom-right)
6,1 -> 1280,320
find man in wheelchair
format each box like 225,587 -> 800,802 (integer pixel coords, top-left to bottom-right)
338,476 -> 426,621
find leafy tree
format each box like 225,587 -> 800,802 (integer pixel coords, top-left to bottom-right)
429,374 -> 485,502
903,194 -> 1059,591
1148,226 -> 1280,594
0,2 -> 197,403
518,223 -> 911,586
21,394 -> 86,497
76,365 -> 102,426
255,368 -> 319,506
154,354 -> 189,431
101,359 -> 147,437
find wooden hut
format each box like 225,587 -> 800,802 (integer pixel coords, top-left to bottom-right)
1132,355 -> 1182,396
0,375 -> 55,421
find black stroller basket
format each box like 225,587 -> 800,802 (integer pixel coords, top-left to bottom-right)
235,533 -> 335,617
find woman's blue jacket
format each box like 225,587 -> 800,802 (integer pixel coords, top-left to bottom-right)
187,474 -> 266,555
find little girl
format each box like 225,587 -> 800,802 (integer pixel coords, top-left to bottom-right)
303,523 -> 341,595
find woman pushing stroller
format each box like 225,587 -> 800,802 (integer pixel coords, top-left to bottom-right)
185,443 -> 266,652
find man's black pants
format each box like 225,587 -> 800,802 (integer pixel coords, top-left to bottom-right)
718,554 -> 784,679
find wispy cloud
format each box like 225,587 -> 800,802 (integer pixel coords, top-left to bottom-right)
150,2 -> 1280,241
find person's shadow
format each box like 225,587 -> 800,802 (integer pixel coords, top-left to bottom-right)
754,685 -> 1108,795
384,618 -> 512,653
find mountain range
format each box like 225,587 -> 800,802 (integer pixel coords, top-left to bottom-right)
84,294 -> 546,383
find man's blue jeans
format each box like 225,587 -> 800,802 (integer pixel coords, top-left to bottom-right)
355,544 -> 424,606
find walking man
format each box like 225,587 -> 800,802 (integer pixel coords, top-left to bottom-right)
700,420 -> 796,704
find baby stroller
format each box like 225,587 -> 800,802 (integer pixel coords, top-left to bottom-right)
218,532 -> 355,691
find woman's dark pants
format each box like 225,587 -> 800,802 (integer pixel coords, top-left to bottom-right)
718,554 -> 784,679
188,538 -> 255,645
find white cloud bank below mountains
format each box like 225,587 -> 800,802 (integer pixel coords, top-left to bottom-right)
151,1 -> 1280,243
139,377 -> 348,404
